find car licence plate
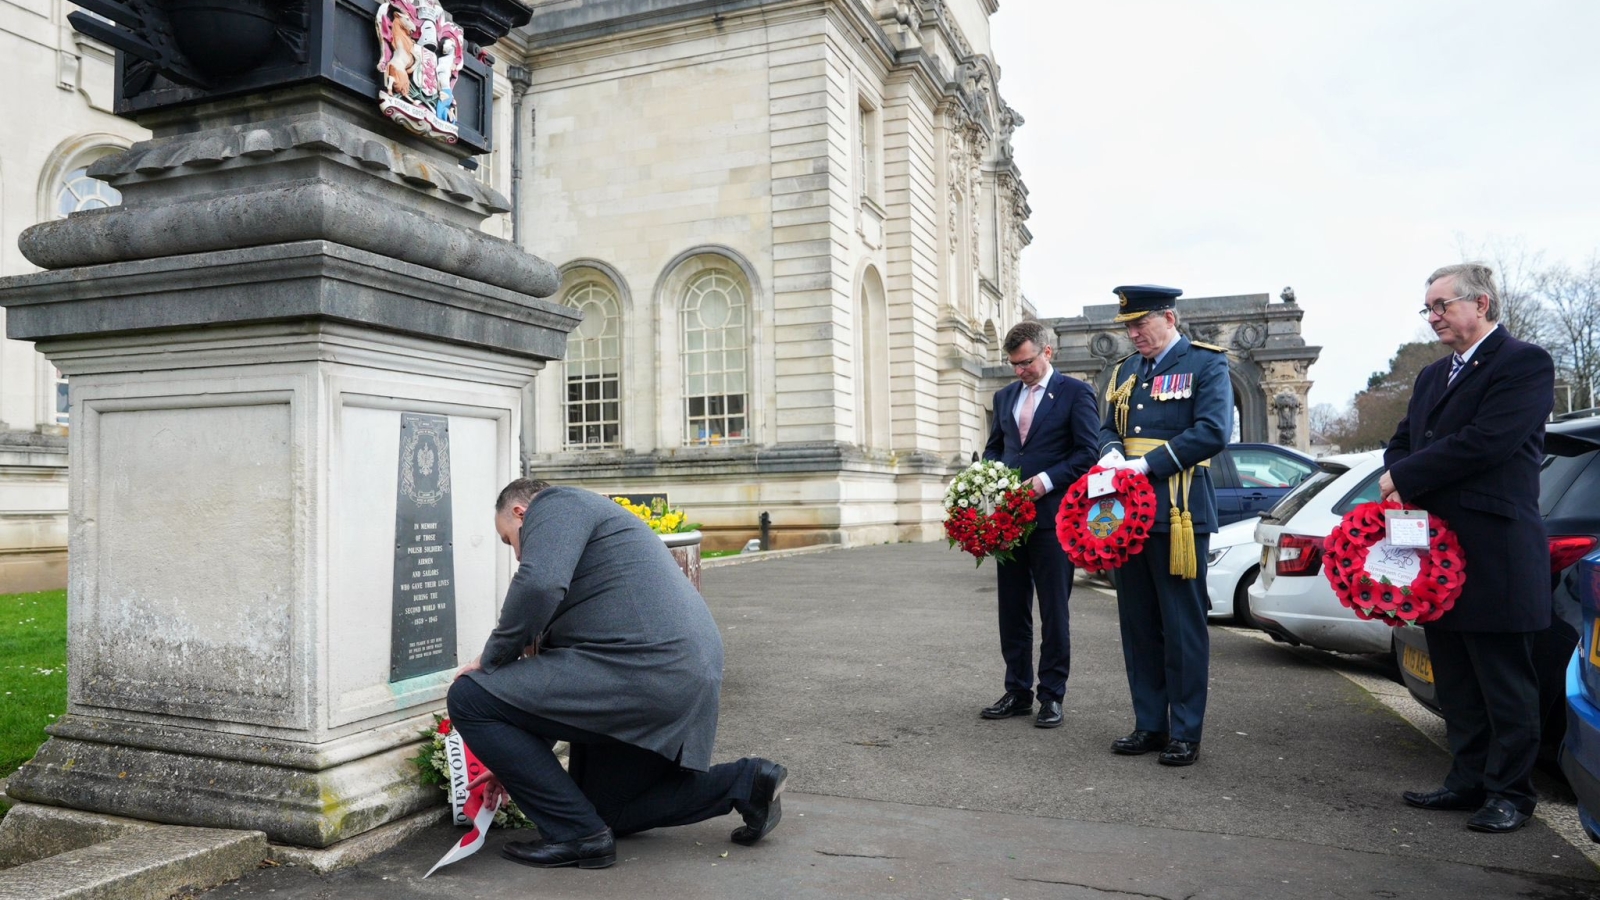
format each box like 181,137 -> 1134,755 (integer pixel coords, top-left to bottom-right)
1259,547 -> 1273,589
1402,645 -> 1434,684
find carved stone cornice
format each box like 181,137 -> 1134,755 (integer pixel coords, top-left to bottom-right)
89,113 -> 512,215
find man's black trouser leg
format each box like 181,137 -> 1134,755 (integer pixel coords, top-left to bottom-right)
447,678 -> 757,842
1423,627 -> 1540,813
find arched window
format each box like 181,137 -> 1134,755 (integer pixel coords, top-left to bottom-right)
55,166 -> 120,216
48,157 -> 123,428
856,267 -> 890,448
563,282 -> 622,448
681,270 -> 748,446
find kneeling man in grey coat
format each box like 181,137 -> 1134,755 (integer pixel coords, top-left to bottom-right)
448,479 -> 786,869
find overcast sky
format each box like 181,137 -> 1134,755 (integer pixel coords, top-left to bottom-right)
989,1 -> 1600,407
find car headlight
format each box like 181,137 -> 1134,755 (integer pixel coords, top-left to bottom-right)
1206,546 -> 1230,567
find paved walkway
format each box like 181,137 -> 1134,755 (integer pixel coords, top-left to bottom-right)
204,543 -> 1600,899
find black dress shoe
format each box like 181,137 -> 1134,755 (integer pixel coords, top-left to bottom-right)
731,759 -> 787,845
1111,730 -> 1169,755
980,692 -> 1033,720
1158,739 -> 1200,767
1034,700 -> 1063,728
1467,798 -> 1531,833
502,828 -> 615,869
1402,787 -> 1484,811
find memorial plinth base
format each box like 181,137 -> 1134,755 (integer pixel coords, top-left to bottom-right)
0,243 -> 572,847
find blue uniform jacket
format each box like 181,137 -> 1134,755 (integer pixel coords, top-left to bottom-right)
1096,337 -> 1232,534
983,370 -> 1099,497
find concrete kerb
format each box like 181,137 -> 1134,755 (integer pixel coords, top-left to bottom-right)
1201,610 -> 1600,873
701,543 -> 845,568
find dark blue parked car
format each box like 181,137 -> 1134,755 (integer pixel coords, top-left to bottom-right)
1213,443 -> 1318,526
1562,551 -> 1600,840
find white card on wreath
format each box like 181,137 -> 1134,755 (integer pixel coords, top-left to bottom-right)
1087,469 -> 1117,499
1384,509 -> 1430,548
1364,539 -> 1422,584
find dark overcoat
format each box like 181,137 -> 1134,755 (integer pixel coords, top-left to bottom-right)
1384,327 -> 1555,633
1096,337 -> 1232,534
465,487 -> 724,770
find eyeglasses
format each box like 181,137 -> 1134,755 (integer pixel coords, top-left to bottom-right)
1417,294 -> 1471,319
1010,355 -> 1041,370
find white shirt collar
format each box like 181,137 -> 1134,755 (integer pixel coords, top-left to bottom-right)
1456,324 -> 1498,363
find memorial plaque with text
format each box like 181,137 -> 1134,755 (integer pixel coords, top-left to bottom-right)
390,413 -> 458,681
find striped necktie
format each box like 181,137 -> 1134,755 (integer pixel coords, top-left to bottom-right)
1447,353 -> 1466,384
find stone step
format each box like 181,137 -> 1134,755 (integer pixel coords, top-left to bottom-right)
0,824 -> 265,900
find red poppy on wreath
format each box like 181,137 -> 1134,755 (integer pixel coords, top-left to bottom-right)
1322,500 -> 1467,628
1056,466 -> 1158,574
943,460 -> 1039,567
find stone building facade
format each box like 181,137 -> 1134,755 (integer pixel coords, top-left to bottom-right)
1,0 -> 147,590
6,0 -> 1030,565
506,0 -> 1034,549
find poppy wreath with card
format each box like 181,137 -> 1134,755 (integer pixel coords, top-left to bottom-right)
1056,466 -> 1159,573
1322,500 -> 1466,627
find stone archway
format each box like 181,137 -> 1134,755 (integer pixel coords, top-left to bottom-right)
1046,289 -> 1320,451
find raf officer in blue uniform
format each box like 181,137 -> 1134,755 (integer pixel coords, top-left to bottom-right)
1096,286 -> 1232,766
980,321 -> 1100,728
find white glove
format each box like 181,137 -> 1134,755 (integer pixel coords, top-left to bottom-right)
1118,456 -> 1150,476
1097,449 -> 1126,468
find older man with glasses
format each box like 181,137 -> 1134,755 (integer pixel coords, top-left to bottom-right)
1381,263 -> 1556,833
977,321 -> 1100,729
1095,285 -> 1232,768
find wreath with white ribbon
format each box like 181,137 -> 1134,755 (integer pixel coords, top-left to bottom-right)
1322,501 -> 1466,626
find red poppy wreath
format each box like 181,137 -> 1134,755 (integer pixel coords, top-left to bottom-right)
1322,500 -> 1466,627
1056,466 -> 1158,573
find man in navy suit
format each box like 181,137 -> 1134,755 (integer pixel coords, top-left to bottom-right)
1097,285 -> 1232,767
1381,263 -> 1555,834
980,321 -> 1099,728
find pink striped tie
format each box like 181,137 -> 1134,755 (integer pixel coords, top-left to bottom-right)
1018,385 -> 1040,443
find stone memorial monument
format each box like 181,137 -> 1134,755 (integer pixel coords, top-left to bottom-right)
0,0 -> 574,856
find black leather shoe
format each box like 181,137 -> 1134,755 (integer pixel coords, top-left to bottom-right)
1466,798 -> 1531,833
1034,700 -> 1063,728
980,692 -> 1033,720
1111,730 -> 1169,755
1158,739 -> 1200,767
1402,787 -> 1484,811
731,759 -> 787,845
502,828 -> 615,869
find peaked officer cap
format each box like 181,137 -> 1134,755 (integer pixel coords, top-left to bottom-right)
1112,285 -> 1183,323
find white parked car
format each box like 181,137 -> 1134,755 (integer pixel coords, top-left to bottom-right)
1205,517 -> 1263,624
1248,450 -> 1393,654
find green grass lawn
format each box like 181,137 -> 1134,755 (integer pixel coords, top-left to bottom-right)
702,550 -> 742,559
0,590 -> 68,807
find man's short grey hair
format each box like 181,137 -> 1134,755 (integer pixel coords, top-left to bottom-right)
1428,263 -> 1500,322
1003,321 -> 1053,355
496,478 -> 551,512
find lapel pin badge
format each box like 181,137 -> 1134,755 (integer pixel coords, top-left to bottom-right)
1048,393 -> 1054,399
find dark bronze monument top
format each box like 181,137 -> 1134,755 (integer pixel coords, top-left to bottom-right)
67,0 -> 532,155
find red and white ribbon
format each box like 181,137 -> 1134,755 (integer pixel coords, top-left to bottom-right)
423,725 -> 503,877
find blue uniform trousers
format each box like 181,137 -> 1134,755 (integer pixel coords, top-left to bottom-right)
1113,532 -> 1211,742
